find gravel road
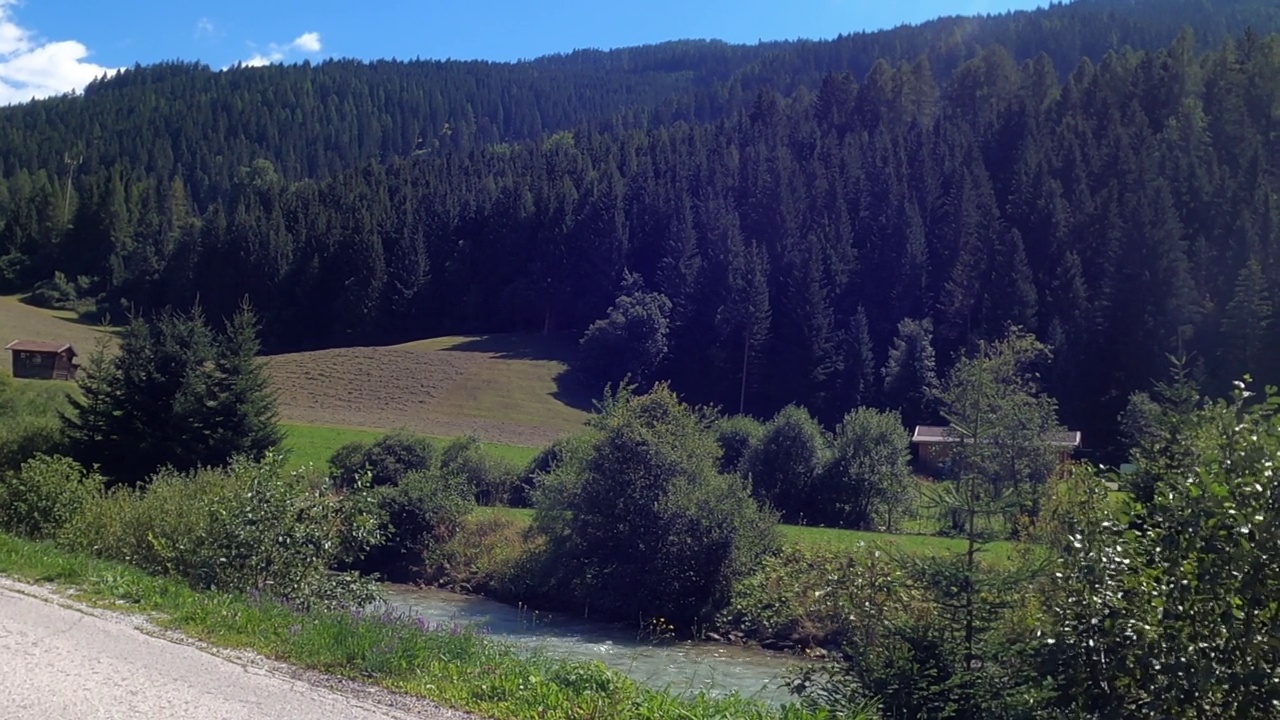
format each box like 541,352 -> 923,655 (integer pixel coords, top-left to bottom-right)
0,579 -> 477,720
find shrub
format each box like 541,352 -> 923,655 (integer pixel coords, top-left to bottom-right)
819,408 -> 912,530
25,271 -> 96,312
0,454 -> 103,540
439,435 -> 520,506
358,467 -> 476,580
426,512 -> 549,602
512,436 -> 587,508
61,453 -> 381,609
714,415 -> 765,475
744,405 -> 829,524
720,545 -> 911,646
329,430 -> 437,489
535,384 -> 778,631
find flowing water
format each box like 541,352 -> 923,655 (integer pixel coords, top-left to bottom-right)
381,585 -> 810,705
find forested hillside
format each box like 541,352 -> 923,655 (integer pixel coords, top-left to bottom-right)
0,0 -> 1278,454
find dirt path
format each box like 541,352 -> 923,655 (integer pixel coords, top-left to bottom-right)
0,578 -> 478,720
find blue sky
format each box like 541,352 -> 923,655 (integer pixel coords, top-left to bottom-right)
0,0 -> 1047,104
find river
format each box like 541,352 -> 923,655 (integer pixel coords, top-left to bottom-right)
380,585 -> 810,705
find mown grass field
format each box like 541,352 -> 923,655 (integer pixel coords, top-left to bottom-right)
0,295 -> 117,377
283,422 -> 540,471
264,332 -> 594,447
473,507 -> 1021,563
2,294 -> 589,448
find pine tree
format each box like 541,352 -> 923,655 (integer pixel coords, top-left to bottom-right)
882,317 -> 941,429
208,299 -> 284,466
836,305 -> 878,414
1220,258 -> 1272,383
62,302 -> 281,485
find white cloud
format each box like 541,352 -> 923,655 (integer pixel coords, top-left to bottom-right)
0,1 -> 117,105
195,17 -> 216,39
238,30 -> 321,68
290,32 -> 321,53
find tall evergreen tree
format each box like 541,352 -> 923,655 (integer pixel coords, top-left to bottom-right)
1220,258 -> 1272,383
882,317 -> 941,429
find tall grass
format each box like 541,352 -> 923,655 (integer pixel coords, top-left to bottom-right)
0,534 -> 841,720
0,377 -> 73,471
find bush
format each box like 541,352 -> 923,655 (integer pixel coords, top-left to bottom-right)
329,430 -> 436,489
61,453 -> 381,609
0,454 -> 103,540
512,436 -> 587,508
744,405 -> 829,524
714,415 -> 765,475
426,512 -> 549,602
358,468 -> 476,580
25,271 -> 96,312
535,384 -> 778,631
819,408 -> 912,530
439,435 -> 520,506
720,544 -> 914,646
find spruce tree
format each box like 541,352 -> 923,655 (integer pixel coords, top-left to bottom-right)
1220,258 -> 1271,384
208,299 -> 284,466
882,317 -> 941,429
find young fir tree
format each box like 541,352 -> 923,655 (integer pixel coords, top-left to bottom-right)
207,299 -> 284,466
1220,258 -> 1271,385
63,302 -> 282,485
881,317 -> 941,429
901,328 -> 1063,715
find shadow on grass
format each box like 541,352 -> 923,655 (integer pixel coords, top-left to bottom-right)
549,366 -> 599,414
443,333 -> 599,414
17,294 -> 119,336
440,333 -> 578,362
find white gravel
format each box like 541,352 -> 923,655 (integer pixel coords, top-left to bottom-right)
0,578 -> 479,720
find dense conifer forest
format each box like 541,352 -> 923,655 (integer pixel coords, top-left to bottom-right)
1,0 -> 1279,453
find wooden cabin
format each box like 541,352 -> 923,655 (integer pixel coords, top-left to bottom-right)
911,424 -> 1082,475
6,340 -> 78,381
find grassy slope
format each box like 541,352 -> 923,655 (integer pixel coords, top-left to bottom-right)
0,296 -> 117,377
1,295 -> 589,448
400,335 -> 593,435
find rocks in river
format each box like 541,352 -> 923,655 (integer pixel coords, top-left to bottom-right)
704,632 -> 725,643
759,638 -> 798,652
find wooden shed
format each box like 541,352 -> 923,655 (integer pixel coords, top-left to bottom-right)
911,425 -> 1082,475
6,340 -> 78,381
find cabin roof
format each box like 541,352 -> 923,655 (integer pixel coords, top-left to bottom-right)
912,425 -> 1081,448
5,340 -> 75,355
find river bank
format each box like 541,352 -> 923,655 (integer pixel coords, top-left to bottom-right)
0,533 -> 840,720
423,511 -> 918,660
382,584 -> 809,704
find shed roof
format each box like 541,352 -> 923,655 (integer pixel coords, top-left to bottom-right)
912,425 -> 1081,448
6,340 -> 75,355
